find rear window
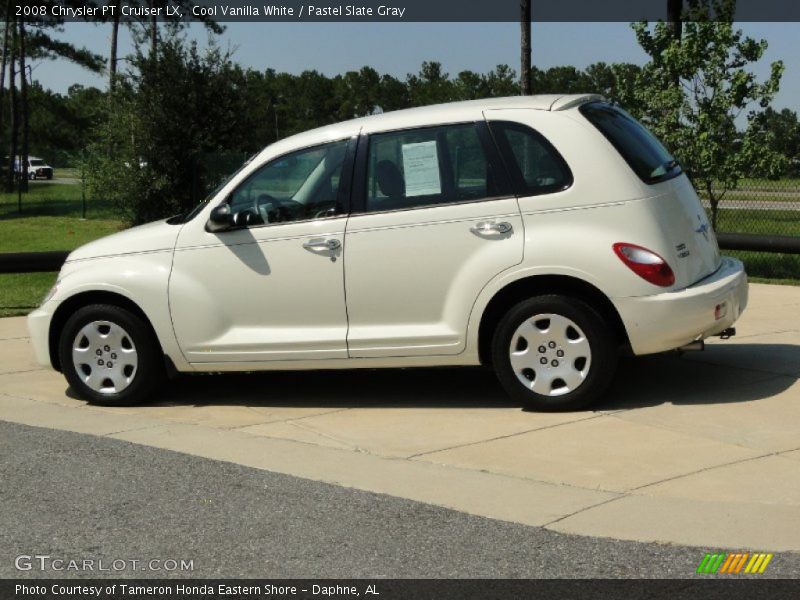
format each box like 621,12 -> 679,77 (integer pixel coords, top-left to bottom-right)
580,102 -> 681,184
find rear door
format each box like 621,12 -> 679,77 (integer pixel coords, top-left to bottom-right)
343,122 -> 523,358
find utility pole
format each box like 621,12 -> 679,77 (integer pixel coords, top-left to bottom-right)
667,0 -> 683,41
520,0 -> 532,95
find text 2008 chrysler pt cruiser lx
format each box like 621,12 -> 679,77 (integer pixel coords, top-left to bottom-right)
28,95 -> 747,411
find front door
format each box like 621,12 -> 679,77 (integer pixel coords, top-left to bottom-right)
170,138 -> 354,364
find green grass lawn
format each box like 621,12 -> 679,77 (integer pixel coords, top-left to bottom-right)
0,179 -> 117,220
727,251 -> 800,281
750,276 -> 800,286
0,272 -> 60,317
53,167 -> 80,179
0,183 -> 126,317
0,218 -> 126,316
715,208 -> 800,236
0,216 -> 125,253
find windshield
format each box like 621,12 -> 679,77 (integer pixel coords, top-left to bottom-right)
579,102 -> 681,184
168,153 -> 258,224
30,159 -> 45,167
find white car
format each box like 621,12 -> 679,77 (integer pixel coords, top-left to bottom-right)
28,95 -> 747,411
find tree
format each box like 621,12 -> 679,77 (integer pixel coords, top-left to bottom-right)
752,108 -> 800,176
18,16 -> 28,190
0,0 -> 10,162
6,16 -> 17,191
88,34 -> 253,223
334,66 -> 382,119
453,65 -> 519,100
485,64 -> 519,97
631,0 -> 785,228
375,73 -> 409,112
535,66 -> 592,93
584,62 -> 643,110
106,0 -> 222,89
406,62 -> 456,106
0,3 -> 103,191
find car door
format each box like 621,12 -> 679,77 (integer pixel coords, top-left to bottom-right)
343,122 -> 523,358
169,138 -> 355,364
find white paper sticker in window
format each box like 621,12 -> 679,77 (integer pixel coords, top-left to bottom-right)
401,141 -> 441,197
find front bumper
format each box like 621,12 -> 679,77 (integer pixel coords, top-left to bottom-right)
27,306 -> 54,369
612,257 -> 748,356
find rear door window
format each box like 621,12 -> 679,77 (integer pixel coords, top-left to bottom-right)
364,123 -> 506,212
580,101 -> 681,184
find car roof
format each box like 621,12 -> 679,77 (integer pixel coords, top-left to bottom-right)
261,94 -> 604,159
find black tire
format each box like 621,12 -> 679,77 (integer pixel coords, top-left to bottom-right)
58,304 -> 164,406
491,295 -> 618,411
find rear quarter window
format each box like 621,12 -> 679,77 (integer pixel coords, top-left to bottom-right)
488,121 -> 572,196
579,101 -> 681,184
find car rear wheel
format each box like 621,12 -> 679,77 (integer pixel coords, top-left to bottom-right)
491,295 -> 618,411
58,304 -> 163,406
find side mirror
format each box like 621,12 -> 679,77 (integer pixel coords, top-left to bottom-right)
206,203 -> 233,232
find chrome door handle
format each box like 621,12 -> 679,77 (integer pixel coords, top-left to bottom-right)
470,221 -> 513,235
303,238 -> 341,250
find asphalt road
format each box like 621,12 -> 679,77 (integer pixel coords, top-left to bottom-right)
1,420 -> 798,580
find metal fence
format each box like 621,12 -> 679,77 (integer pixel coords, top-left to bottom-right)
700,178 -> 800,279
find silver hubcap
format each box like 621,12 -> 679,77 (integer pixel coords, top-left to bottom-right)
509,313 -> 591,397
72,321 -> 138,394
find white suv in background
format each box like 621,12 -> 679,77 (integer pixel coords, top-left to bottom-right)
28,95 -> 747,411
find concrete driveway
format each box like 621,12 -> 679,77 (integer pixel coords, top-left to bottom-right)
1,283 -> 798,552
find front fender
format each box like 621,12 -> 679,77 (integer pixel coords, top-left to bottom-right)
48,250 -> 190,372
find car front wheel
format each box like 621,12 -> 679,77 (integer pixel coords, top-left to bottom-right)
58,304 -> 163,406
491,295 -> 618,411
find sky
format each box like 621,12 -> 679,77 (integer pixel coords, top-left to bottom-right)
29,21 -> 800,114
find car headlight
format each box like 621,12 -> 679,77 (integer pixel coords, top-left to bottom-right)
41,280 -> 60,305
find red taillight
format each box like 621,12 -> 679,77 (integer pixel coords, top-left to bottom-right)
613,243 -> 675,287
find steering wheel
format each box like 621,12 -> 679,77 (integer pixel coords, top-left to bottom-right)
253,193 -> 279,223
253,193 -> 304,223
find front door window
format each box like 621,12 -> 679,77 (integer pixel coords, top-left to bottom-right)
229,140 -> 349,226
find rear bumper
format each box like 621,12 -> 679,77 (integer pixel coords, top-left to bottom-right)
612,257 -> 748,355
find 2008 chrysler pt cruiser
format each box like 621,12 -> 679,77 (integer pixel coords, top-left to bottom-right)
28,95 -> 748,411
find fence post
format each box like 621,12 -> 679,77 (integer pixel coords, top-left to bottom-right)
81,150 -> 86,219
